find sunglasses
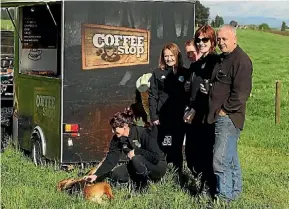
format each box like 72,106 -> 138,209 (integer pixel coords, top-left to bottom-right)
196,37 -> 210,43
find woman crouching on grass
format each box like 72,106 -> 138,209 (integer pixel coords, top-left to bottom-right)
84,107 -> 167,189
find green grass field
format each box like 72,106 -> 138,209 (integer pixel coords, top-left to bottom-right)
1,29 -> 289,209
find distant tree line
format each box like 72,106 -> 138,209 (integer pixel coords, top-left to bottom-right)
228,19 -> 289,33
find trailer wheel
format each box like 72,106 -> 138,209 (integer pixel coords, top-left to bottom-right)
31,132 -> 46,166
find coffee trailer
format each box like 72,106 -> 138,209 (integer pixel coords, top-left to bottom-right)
2,0 -> 195,166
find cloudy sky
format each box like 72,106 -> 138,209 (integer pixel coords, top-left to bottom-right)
201,1 -> 289,19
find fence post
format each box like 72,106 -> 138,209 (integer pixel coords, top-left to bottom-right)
275,80 -> 281,124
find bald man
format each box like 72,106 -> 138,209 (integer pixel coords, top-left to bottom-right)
207,25 -> 253,202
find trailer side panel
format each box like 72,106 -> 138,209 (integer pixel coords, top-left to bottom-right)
62,1 -> 195,162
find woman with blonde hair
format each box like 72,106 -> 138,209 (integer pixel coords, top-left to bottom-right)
149,43 -> 187,174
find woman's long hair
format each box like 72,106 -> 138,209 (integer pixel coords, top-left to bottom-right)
194,25 -> 216,54
158,43 -> 183,70
110,107 -> 134,129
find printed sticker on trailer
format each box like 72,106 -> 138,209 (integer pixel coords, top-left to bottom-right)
81,24 -> 150,70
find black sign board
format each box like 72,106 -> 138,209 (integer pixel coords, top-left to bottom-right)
22,5 -> 59,49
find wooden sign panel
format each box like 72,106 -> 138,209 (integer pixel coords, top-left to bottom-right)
81,24 -> 150,70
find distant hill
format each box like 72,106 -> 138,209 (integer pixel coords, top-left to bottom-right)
222,16 -> 289,29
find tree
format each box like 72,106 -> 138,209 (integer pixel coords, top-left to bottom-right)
214,15 -> 224,28
211,20 -> 215,27
229,20 -> 238,27
195,1 -> 210,26
219,16 -> 224,26
281,21 -> 286,31
259,23 -> 270,30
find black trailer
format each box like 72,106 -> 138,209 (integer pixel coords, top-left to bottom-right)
2,0 -> 195,166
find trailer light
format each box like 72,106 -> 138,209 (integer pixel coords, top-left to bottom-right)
64,124 -> 79,133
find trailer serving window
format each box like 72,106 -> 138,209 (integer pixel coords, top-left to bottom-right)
19,3 -> 61,77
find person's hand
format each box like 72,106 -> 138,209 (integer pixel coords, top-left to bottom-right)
200,83 -> 208,94
218,109 -> 227,116
83,174 -> 97,183
127,149 -> 135,160
183,108 -> 195,124
152,120 -> 160,125
144,122 -> 152,128
184,81 -> 191,92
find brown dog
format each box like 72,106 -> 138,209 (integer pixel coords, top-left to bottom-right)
57,178 -> 114,204
83,182 -> 114,204
57,165 -> 113,204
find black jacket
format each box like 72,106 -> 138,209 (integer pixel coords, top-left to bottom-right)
149,66 -> 188,123
207,46 -> 253,129
187,53 -> 219,124
94,125 -> 166,177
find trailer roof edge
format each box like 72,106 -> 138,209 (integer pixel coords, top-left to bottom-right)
1,0 -> 196,7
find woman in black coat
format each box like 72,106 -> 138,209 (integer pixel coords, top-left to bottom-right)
84,108 -> 167,188
184,25 -> 219,196
149,43 -> 188,174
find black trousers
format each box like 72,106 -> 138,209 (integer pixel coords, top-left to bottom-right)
109,155 -> 167,185
156,121 -> 185,172
185,123 -> 216,195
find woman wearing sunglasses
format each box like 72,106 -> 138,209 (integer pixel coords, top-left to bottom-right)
184,25 -> 219,197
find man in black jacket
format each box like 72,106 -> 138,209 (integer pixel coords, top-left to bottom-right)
208,25 -> 253,202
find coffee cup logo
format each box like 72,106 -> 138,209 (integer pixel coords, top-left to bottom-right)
97,45 -> 121,62
28,49 -> 42,61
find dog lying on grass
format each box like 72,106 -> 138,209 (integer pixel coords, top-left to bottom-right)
57,167 -> 114,204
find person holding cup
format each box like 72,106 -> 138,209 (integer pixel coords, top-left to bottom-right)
184,25 -> 219,197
